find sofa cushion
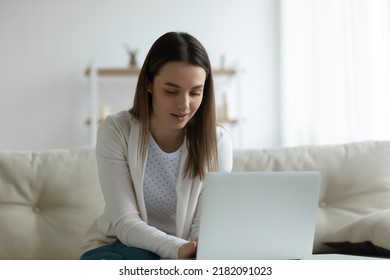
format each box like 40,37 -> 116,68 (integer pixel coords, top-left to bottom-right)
0,148 -> 105,260
2,141 -> 390,259
323,209 -> 390,257
232,141 -> 390,254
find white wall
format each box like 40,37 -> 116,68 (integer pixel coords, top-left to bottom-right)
0,0 -> 280,150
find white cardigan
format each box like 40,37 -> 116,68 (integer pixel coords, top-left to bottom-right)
82,111 -> 233,259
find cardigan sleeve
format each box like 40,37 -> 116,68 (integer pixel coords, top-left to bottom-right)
95,112 -> 187,259
215,126 -> 234,172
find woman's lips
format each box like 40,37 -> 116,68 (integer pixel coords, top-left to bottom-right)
171,113 -> 188,122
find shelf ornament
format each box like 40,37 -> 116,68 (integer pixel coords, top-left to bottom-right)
123,43 -> 139,68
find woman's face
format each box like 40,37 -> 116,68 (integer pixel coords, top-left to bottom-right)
149,61 -> 206,134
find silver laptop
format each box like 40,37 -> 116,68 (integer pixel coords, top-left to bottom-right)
196,171 -> 321,260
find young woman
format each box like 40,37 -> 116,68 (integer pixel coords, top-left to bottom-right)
81,32 -> 233,260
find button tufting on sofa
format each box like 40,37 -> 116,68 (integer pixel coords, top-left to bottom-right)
32,206 -> 41,213
319,201 -> 327,208
0,148 -> 106,260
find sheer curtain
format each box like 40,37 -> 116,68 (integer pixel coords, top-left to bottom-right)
280,0 -> 390,147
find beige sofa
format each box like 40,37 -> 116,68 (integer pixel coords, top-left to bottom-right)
1,141 -> 389,259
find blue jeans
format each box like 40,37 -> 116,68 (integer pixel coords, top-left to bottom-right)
80,242 -> 161,260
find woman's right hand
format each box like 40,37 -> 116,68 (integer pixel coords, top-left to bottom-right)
178,240 -> 197,259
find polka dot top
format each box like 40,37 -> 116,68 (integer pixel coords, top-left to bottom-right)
143,135 -> 182,236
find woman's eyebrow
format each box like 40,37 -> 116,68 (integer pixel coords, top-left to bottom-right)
164,82 -> 181,88
164,82 -> 204,89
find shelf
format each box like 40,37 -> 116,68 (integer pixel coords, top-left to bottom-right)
85,66 -> 236,77
85,64 -> 241,147
218,118 -> 238,125
85,67 -> 140,76
212,68 -> 236,75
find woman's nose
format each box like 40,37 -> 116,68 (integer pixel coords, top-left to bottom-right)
177,94 -> 190,110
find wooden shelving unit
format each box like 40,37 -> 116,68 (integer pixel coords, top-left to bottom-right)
85,65 -> 241,146
85,66 -> 236,77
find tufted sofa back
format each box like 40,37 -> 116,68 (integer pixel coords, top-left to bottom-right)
232,141 -> 390,253
0,148 -> 104,260
1,141 -> 390,259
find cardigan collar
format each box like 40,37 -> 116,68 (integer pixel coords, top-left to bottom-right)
127,119 -> 193,238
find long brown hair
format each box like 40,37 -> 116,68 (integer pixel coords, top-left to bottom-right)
129,32 -> 218,179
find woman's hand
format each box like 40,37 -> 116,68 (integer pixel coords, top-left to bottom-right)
178,240 -> 198,259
